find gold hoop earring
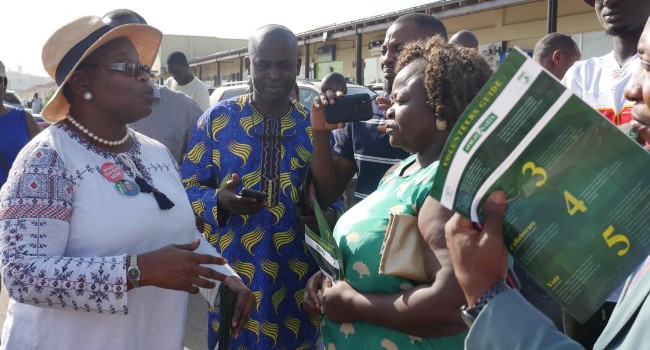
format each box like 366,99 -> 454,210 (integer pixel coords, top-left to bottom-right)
436,117 -> 447,131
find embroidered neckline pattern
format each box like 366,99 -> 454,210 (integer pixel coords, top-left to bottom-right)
248,99 -> 298,139
58,122 -> 153,183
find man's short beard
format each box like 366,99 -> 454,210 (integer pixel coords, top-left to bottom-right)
384,79 -> 393,94
606,27 -> 628,37
606,24 -> 642,38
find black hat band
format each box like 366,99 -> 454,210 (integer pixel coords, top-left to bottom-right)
55,25 -> 113,86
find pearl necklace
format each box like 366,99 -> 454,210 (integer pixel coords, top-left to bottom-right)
66,114 -> 130,147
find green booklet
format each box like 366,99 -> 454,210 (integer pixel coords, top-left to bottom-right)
429,48 -> 650,322
304,197 -> 345,282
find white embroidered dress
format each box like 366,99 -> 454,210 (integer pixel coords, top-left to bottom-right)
0,122 -> 234,349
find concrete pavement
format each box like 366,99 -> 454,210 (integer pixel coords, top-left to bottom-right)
184,293 -> 209,349
0,287 -> 209,349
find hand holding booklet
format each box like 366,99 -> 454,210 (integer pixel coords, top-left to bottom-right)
304,196 -> 345,282
429,48 -> 650,322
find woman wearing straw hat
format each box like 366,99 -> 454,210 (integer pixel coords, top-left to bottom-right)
0,16 -> 253,349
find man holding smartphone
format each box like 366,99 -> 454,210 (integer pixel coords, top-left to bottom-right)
181,25 -> 322,349
310,13 -> 448,208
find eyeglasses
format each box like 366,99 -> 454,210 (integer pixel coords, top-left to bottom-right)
79,62 -> 153,77
107,62 -> 152,76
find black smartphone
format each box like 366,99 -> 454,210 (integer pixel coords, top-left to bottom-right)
324,93 -> 373,124
239,188 -> 268,202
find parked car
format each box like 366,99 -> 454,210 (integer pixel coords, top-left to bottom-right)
3,90 -> 25,109
366,82 -> 384,94
3,90 -> 49,130
33,114 -> 49,130
209,81 -> 250,106
209,79 -> 377,109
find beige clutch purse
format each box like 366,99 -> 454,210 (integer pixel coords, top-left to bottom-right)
379,212 -> 428,283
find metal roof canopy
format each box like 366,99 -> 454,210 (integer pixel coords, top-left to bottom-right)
190,0 -> 508,66
189,0 -> 562,67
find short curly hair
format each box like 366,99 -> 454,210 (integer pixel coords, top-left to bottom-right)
395,36 -> 492,127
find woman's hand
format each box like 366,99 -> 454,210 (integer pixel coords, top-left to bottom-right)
321,278 -> 359,323
311,90 -> 346,132
303,271 -> 324,315
223,276 -> 255,339
137,239 -> 229,293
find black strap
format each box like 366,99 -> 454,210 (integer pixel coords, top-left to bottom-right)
209,284 -> 235,350
55,25 -> 112,85
0,152 -> 9,174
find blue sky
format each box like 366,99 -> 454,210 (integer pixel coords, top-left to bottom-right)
5,0 -> 433,77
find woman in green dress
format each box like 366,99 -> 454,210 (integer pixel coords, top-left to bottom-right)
305,37 -> 493,349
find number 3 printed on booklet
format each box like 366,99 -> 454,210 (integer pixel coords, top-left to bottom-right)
522,161 -> 630,256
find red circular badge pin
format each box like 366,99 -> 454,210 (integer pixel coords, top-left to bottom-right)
100,162 -> 124,183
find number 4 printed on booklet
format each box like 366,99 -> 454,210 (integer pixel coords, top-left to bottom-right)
564,191 -> 587,216
522,162 -> 630,256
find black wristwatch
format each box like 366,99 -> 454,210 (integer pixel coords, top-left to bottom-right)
460,281 -> 509,327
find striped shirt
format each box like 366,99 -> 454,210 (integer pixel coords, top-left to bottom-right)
332,94 -> 409,200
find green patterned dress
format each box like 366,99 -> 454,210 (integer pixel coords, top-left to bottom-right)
321,154 -> 467,349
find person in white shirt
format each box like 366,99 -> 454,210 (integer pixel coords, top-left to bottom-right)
30,92 -> 43,113
562,0 -> 649,127
163,51 -> 211,111
0,15 -> 254,350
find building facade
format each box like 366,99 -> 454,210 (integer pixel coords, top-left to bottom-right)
188,0 -> 606,88
151,35 -> 247,85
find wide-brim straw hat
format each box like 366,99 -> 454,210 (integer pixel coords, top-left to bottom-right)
584,0 -> 594,7
41,16 -> 162,123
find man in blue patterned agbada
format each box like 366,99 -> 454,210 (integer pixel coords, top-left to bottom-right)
181,24 -> 321,349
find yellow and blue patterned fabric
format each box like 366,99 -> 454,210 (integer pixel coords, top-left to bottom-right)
321,155 -> 467,349
181,94 -> 320,349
